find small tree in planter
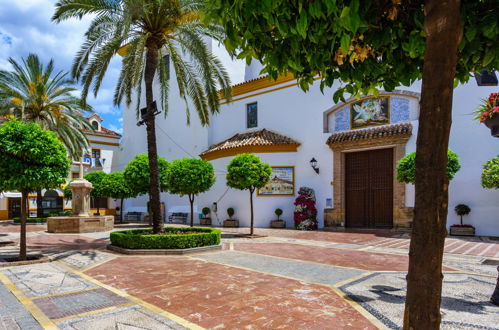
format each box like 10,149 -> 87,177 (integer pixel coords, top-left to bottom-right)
226,154 -> 272,235
101,172 -> 134,223
450,204 -> 474,236
224,207 -> 238,227
270,208 -> 285,228
294,187 -> 318,230
0,120 -> 70,260
84,171 -> 108,215
201,207 -> 212,226
166,158 -> 215,227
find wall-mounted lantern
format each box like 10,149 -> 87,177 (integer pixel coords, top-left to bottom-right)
310,158 -> 319,174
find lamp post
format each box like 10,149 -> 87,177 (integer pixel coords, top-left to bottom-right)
310,158 -> 319,174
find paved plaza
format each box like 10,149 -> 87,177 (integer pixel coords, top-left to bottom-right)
0,222 -> 498,329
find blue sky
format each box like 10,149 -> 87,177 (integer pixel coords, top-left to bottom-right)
0,1 -> 245,134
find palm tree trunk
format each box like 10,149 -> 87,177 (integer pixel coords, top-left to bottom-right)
144,41 -> 162,234
249,188 -> 254,236
403,1 -> 462,329
120,198 -> 124,224
36,189 -> 43,218
189,194 -> 194,227
19,189 -> 28,261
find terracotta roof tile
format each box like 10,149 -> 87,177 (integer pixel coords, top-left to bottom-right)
201,129 -> 300,156
326,123 -> 412,145
83,126 -> 121,137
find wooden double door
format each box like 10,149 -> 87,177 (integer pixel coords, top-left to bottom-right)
345,148 -> 393,228
8,198 -> 21,219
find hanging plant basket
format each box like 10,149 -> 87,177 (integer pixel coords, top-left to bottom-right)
484,116 -> 499,137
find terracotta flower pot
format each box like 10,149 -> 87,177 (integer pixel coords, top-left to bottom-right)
484,116 -> 499,137
223,219 -> 239,227
270,220 -> 286,228
200,218 -> 211,226
449,226 -> 475,236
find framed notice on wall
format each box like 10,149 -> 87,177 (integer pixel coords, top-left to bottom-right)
257,166 -> 295,196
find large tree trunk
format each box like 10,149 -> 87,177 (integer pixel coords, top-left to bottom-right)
189,194 -> 194,227
144,41 -> 163,234
19,189 -> 28,261
403,1 -> 462,329
36,189 -> 43,218
249,188 -> 254,236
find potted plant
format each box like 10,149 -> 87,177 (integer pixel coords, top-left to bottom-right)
270,208 -> 286,228
474,92 -> 499,137
294,187 -> 318,230
450,204 -> 474,236
223,207 -> 239,227
200,207 -> 212,225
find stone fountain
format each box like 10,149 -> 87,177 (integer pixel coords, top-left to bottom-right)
47,160 -> 114,233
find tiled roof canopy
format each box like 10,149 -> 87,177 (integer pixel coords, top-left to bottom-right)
200,129 -> 300,161
326,123 -> 412,145
83,126 -> 121,138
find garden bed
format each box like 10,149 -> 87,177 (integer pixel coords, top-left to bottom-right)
13,217 -> 47,224
109,227 -> 221,250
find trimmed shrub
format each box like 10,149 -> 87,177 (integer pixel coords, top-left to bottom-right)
13,217 -> 47,223
110,227 -> 221,249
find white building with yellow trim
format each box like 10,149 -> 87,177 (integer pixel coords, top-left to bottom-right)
119,52 -> 499,236
0,114 -> 121,220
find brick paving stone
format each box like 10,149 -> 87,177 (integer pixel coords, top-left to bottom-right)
13,234 -> 108,251
86,256 -> 378,329
233,242 -> 421,271
33,287 -> 129,319
196,250 -> 366,285
0,281 -> 42,330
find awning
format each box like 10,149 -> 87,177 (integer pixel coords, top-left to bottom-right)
0,191 -> 22,198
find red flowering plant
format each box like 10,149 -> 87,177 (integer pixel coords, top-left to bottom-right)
474,92 -> 499,123
294,187 -> 318,230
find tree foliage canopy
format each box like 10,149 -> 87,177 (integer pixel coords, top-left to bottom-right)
0,54 -> 92,157
167,158 -> 215,196
84,171 -> 108,198
397,150 -> 461,184
226,154 -> 272,191
53,0 -> 232,125
481,156 -> 499,189
204,0 -> 498,101
124,153 -> 170,196
101,171 -> 134,200
0,120 -> 70,192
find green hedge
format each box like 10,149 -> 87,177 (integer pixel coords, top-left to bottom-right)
13,217 -> 47,223
110,227 -> 221,249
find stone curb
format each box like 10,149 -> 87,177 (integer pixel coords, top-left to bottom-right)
107,244 -> 223,255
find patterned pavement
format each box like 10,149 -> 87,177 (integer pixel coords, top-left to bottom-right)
0,222 -> 497,329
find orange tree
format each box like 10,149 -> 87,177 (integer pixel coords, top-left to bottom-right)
203,0 -> 498,328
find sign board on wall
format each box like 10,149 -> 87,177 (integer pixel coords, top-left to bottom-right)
257,166 -> 295,196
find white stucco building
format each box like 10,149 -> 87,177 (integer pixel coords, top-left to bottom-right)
119,46 -> 499,236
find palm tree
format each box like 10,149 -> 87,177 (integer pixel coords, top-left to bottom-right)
0,54 -> 93,217
53,0 -> 232,234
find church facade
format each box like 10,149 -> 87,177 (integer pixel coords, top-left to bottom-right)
119,58 -> 499,236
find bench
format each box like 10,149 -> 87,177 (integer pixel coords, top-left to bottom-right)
168,213 -> 188,224
124,212 -> 143,222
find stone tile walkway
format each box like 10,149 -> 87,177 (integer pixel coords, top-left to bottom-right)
0,222 -> 497,329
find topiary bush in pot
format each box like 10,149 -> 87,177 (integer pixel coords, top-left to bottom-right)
224,207 -> 239,228
200,207 -> 212,226
270,208 -> 286,228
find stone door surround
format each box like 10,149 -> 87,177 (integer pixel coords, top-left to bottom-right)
325,123 -> 413,229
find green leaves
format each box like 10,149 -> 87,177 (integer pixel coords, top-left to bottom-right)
0,120 -> 70,192
481,156 -> 499,189
100,171 -> 134,199
84,171 -> 108,198
166,158 -> 215,196
123,153 -> 170,196
226,154 -> 272,191
397,150 -> 461,184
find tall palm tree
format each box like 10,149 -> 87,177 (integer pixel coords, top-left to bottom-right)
53,0 -> 232,234
0,54 -> 93,217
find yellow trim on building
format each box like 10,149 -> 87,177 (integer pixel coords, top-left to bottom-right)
88,140 -> 120,147
219,73 -> 295,100
0,210 -> 8,220
85,132 -> 121,139
200,144 -> 299,161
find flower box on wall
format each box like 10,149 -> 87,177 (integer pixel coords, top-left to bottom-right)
449,225 -> 475,236
223,219 -> 239,228
270,220 -> 286,228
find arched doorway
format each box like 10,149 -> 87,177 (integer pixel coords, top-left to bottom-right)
42,190 -> 63,216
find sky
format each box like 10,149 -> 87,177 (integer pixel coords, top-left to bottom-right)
0,0 -> 246,134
